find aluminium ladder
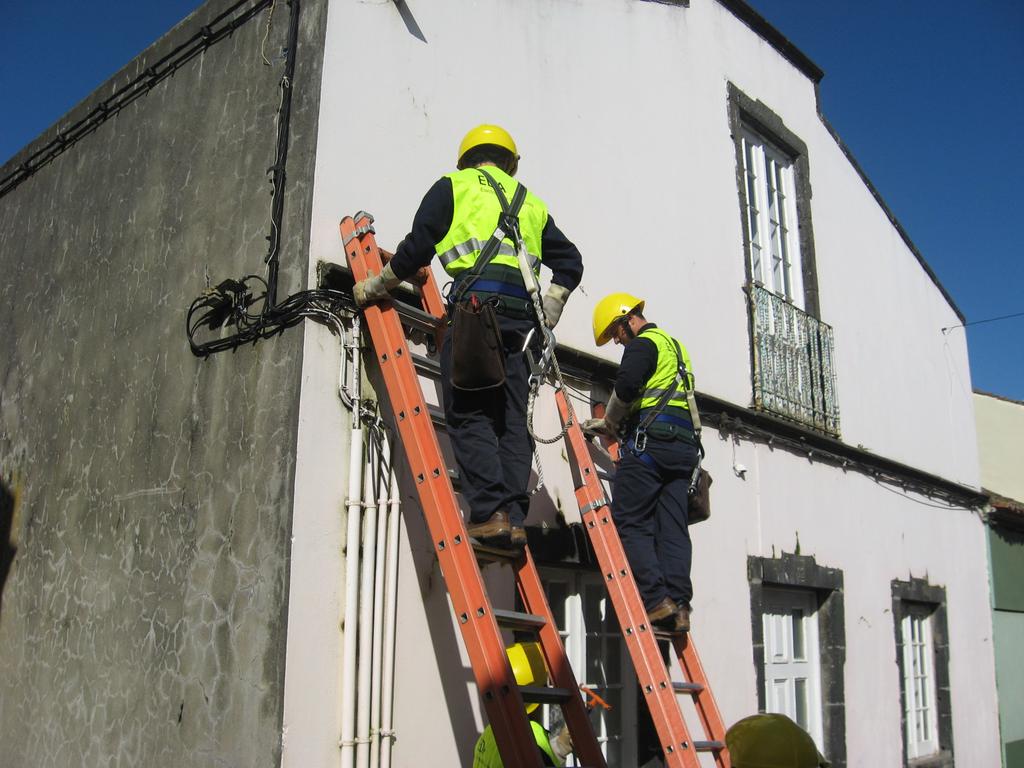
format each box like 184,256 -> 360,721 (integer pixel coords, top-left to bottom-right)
341,212 -> 605,768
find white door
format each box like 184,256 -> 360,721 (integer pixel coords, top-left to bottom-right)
762,587 -> 824,749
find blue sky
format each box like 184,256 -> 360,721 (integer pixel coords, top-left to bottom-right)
743,1 -> 1024,401
2,0 -> 1021,400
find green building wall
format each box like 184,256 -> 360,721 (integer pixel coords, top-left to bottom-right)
989,525 -> 1024,768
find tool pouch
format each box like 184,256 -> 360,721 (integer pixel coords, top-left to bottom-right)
688,468 -> 713,525
451,296 -> 506,391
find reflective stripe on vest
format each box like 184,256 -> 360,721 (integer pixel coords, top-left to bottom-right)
632,327 -> 694,415
472,722 -> 563,767
435,166 -> 548,278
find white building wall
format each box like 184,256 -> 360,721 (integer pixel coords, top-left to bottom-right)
693,431 -> 998,767
288,0 -> 998,765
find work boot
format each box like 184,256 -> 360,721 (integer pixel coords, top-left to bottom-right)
466,510 -> 512,546
510,526 -> 527,547
674,604 -> 692,633
647,597 -> 680,628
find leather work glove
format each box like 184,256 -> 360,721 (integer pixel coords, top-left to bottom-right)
542,283 -> 571,329
549,724 -> 574,762
353,262 -> 402,307
581,391 -> 630,438
381,248 -> 430,286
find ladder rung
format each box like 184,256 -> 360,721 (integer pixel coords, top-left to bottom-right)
653,627 -> 685,641
392,299 -> 442,336
694,740 -> 725,752
427,404 -> 446,429
519,685 -> 572,705
472,544 -> 522,564
411,351 -> 441,379
492,608 -> 546,630
672,681 -> 704,695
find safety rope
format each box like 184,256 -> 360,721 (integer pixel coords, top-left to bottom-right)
475,173 -> 580,494
527,353 -> 575,445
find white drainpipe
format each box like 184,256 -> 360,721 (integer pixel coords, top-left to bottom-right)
378,456 -> 402,768
335,315 -> 403,768
369,430 -> 391,768
339,318 -> 364,768
355,429 -> 381,768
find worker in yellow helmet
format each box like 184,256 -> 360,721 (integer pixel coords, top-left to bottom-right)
583,293 -> 699,634
472,642 -> 572,767
354,125 -> 584,548
726,713 -> 831,767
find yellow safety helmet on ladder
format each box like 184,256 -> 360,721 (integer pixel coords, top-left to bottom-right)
592,292 -> 645,346
725,713 -> 831,768
507,642 -> 548,714
458,124 -> 519,168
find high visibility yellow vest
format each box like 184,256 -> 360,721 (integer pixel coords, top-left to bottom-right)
632,327 -> 694,416
472,721 -> 563,767
434,167 -> 548,278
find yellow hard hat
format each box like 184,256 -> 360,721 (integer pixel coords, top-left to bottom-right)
726,714 -> 831,768
592,292 -> 645,346
507,642 -> 547,714
458,124 -> 518,166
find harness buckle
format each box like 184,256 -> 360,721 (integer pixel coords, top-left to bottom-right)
522,325 -> 556,388
632,428 -> 648,455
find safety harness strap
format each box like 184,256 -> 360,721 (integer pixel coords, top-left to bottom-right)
631,337 -> 704,491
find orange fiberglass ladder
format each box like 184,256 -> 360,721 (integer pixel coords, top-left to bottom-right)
340,211 -> 729,767
341,212 -> 605,768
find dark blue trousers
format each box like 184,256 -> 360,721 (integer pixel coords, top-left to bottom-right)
612,436 -> 700,610
440,316 -> 536,527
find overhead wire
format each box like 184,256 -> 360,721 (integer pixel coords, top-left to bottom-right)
941,310 -> 1024,334
182,0 -> 330,356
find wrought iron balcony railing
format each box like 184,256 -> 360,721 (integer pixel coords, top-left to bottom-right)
749,284 -> 840,435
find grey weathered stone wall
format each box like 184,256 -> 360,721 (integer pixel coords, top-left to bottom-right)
0,1 -> 327,765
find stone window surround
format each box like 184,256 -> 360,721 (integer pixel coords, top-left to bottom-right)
748,552 -> 847,767
891,577 -> 955,768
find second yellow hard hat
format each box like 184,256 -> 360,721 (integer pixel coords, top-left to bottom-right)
726,713 -> 831,768
592,292 -> 645,346
507,642 -> 547,714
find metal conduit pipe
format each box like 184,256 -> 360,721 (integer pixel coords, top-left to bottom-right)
355,431 -> 382,768
378,451 -> 402,768
368,431 -> 391,768
339,318 -> 365,768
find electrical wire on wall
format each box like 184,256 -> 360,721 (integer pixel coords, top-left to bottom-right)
557,369 -> 985,512
714,412 -> 983,510
182,0 -> 360,356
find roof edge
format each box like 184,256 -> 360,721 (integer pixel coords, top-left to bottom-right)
715,0 -> 824,84
714,1 -> 965,324
817,113 -> 966,323
974,389 -> 1024,407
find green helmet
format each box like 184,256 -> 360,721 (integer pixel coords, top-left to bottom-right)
726,714 -> 830,768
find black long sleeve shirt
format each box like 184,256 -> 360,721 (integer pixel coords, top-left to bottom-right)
388,175 -> 584,290
614,323 -> 662,403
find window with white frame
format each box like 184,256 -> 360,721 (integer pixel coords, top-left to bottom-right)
900,604 -> 941,759
538,569 -> 637,767
741,126 -> 805,308
762,587 -> 824,749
